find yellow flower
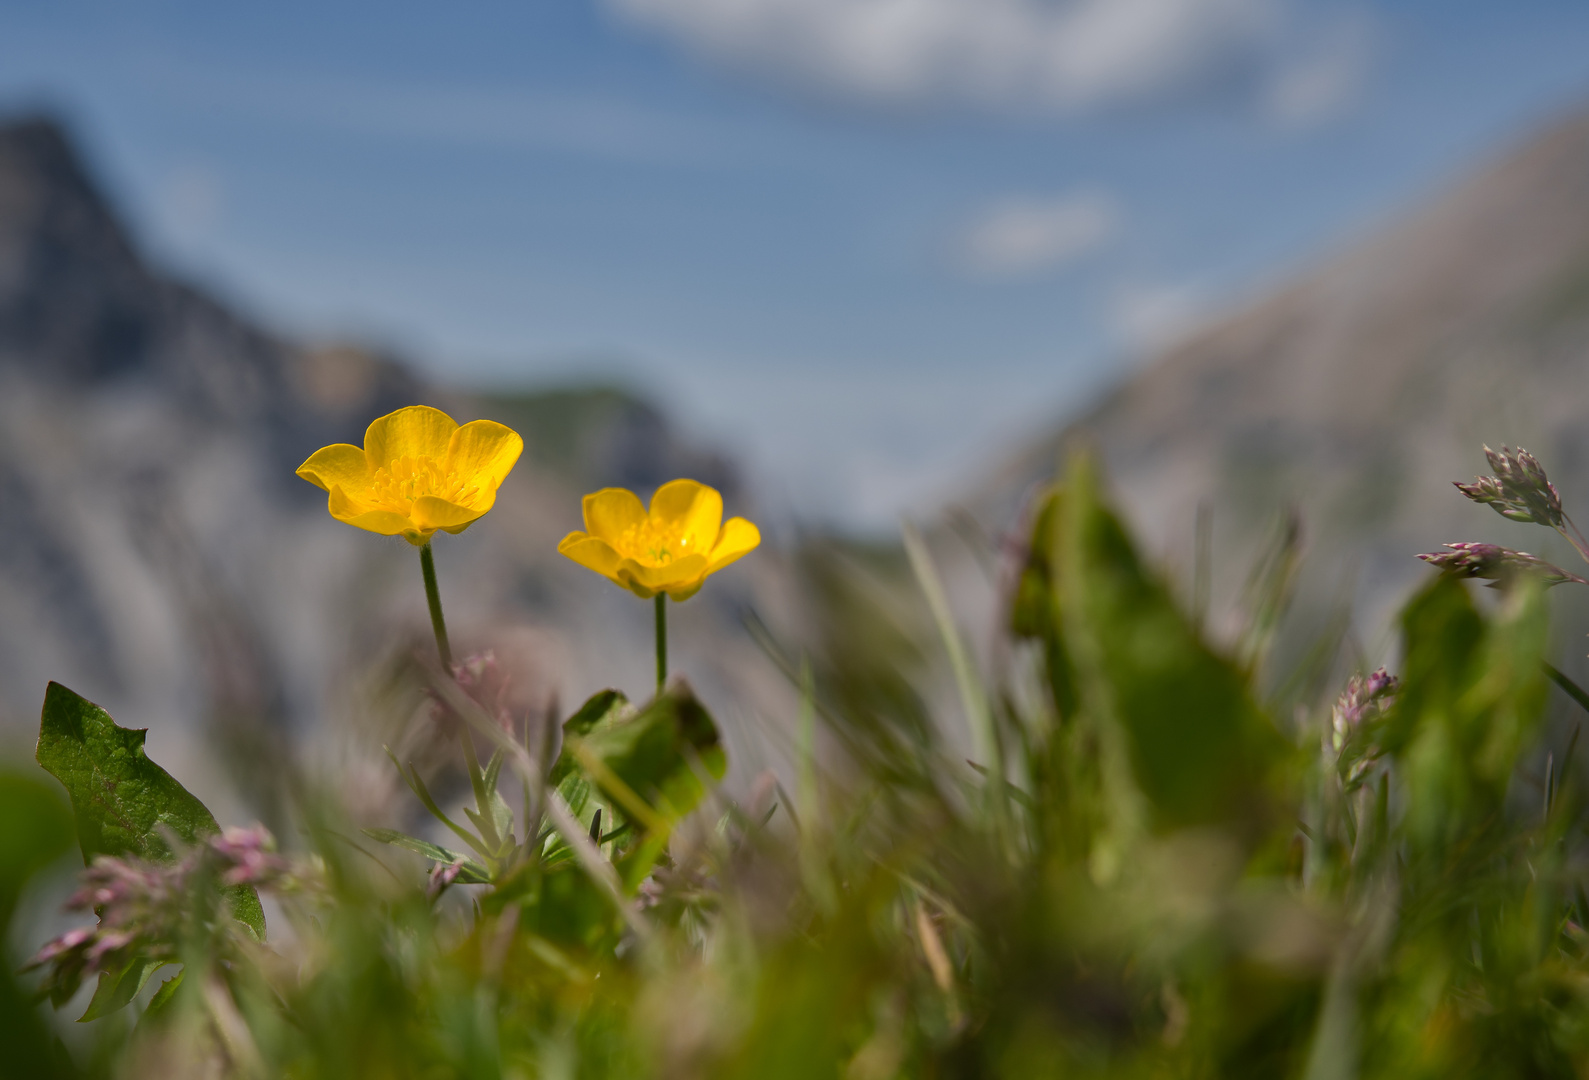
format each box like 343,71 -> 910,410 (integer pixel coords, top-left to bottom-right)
296,405 -> 523,546
558,480 -> 760,601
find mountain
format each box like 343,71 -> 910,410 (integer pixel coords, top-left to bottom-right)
972,106 -> 1589,675
0,116 -> 779,816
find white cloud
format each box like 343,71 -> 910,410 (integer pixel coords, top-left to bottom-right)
958,190 -> 1120,276
603,0 -> 1297,111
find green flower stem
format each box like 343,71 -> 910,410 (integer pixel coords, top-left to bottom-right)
420,541 -> 486,795
419,541 -> 453,670
655,593 -> 668,692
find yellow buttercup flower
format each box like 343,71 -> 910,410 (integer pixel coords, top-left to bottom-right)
297,405 -> 523,546
559,480 -> 760,601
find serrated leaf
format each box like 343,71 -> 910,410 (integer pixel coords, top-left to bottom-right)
140,970 -> 184,1026
35,683 -> 265,938
79,955 -> 168,1022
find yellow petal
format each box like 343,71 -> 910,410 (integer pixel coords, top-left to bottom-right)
707,517 -> 761,575
412,496 -> 485,534
363,406 -> 458,469
648,480 -> 723,553
327,484 -> 378,519
583,488 -> 646,543
446,420 -> 523,495
296,444 -> 370,494
329,491 -> 417,538
664,580 -> 704,602
559,534 -> 625,584
618,553 -> 709,599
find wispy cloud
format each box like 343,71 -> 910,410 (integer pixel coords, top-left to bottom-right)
958,190 -> 1120,277
602,0 -> 1370,118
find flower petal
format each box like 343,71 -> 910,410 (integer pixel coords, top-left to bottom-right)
329,489 -> 417,538
612,563 -> 658,599
583,488 -> 647,544
364,406 -> 458,469
707,517 -> 761,575
559,534 -> 625,584
328,484 -> 378,519
446,420 -> 523,501
412,496 -> 485,534
618,553 -> 709,600
664,580 -> 704,602
296,444 -> 370,494
648,480 -> 723,554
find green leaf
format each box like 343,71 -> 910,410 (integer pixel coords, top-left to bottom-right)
79,956 -> 168,1022
1056,456 -> 1287,832
140,970 -> 184,1026
549,690 -> 630,787
577,683 -> 725,822
0,770 -> 74,928
35,682 -> 266,939
1388,574 -> 1549,852
360,829 -> 491,884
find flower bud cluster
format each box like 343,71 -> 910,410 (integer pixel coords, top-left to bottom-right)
1455,445 -> 1564,527
426,860 -> 464,902
451,650 -> 515,733
25,826 -> 305,1002
1328,667 -> 1399,759
1416,542 -> 1586,588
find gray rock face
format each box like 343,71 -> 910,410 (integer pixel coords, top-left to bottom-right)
0,116 -> 776,817
977,108 -> 1589,672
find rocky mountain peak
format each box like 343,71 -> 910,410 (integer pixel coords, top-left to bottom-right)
0,115 -> 160,382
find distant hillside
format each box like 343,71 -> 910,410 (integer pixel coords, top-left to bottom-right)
973,106 -> 1589,675
0,116 -> 783,815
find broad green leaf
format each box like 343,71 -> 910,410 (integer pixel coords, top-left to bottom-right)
1056,456 -> 1287,832
576,683 -> 725,821
1387,574 -> 1549,853
80,956 -> 168,1022
0,770 -> 74,927
35,682 -> 266,938
549,690 -> 630,787
140,970 -> 184,1026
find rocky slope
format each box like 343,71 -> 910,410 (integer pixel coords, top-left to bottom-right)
973,106 -> 1589,672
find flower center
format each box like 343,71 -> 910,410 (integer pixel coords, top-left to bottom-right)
617,518 -> 696,568
368,456 -> 478,515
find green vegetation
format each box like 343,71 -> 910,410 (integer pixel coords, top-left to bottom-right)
8,447 -> 1589,1077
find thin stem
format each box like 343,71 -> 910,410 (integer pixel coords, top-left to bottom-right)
419,541 -> 453,670
419,541 -> 485,798
1559,516 -> 1589,568
655,593 -> 668,692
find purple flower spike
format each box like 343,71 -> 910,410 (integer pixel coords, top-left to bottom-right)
1417,542 -> 1587,588
1454,445 -> 1565,527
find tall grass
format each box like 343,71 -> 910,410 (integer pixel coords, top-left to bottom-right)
5,449 -> 1589,1078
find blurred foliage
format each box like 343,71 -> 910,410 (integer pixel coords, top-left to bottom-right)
7,452 -> 1589,1077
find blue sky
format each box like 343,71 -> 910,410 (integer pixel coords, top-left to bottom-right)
4,1 -> 1589,527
